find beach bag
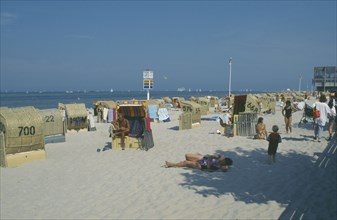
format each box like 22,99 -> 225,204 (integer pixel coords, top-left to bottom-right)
142,129 -> 154,151
313,108 -> 320,119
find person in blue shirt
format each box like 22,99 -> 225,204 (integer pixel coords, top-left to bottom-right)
165,153 -> 233,172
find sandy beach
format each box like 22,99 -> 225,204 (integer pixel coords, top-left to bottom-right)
1,101 -> 336,220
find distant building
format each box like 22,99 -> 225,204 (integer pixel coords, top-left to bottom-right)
313,66 -> 337,92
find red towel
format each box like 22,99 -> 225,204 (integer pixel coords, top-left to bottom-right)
145,117 -> 151,131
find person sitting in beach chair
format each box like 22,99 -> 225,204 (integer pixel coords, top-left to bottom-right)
111,112 -> 130,150
165,153 -> 233,172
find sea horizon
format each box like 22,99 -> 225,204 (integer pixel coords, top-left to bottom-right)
0,89 -> 298,110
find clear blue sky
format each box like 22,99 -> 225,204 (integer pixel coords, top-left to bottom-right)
1,0 -> 336,92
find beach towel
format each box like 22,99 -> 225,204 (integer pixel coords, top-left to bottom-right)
128,118 -> 145,137
297,101 -> 305,110
201,116 -> 219,121
158,108 -> 170,122
88,114 -> 96,131
148,105 -> 158,119
103,108 -> 108,122
107,109 -> 114,123
145,117 -> 151,131
120,106 -> 145,118
142,129 -> 154,151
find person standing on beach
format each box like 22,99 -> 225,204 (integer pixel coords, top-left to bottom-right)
267,125 -> 282,164
313,94 -> 332,142
327,93 -> 336,140
282,100 -> 296,134
111,112 -> 130,150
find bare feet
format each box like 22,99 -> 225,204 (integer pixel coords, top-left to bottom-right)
165,161 -> 173,167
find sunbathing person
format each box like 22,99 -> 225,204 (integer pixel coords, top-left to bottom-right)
111,112 -> 130,150
165,153 -> 233,172
255,117 -> 267,140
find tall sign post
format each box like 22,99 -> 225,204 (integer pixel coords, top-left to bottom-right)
323,67 -> 326,92
228,57 -> 232,98
143,70 -> 154,100
298,75 -> 302,92
228,57 -> 232,109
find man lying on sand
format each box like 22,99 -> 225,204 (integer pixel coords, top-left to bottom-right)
165,153 -> 233,172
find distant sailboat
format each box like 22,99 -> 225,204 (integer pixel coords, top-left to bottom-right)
110,89 -> 114,93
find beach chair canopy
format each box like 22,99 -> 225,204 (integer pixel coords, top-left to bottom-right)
259,94 -> 276,113
233,94 -> 259,114
179,100 -> 202,124
172,97 -> 185,108
116,100 -> 146,138
39,108 -> 65,136
116,100 -> 146,118
180,100 -> 202,114
95,100 -> 117,109
146,99 -> 165,109
0,106 -> 44,156
196,97 -> 209,106
190,96 -> 198,102
65,103 -> 87,118
65,103 -> 88,131
191,98 -> 209,115
162,97 -> 172,103
207,96 -> 219,107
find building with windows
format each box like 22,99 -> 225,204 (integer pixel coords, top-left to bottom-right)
313,66 -> 337,92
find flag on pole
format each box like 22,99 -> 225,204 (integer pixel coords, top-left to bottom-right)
229,57 -> 232,64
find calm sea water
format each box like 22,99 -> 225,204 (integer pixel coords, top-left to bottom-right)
0,90 -> 256,110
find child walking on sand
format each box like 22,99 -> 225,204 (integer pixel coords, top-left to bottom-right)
267,125 -> 282,164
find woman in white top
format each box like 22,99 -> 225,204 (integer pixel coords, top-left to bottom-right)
313,94 -> 332,142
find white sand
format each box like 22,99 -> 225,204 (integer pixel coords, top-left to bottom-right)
1,102 -> 336,219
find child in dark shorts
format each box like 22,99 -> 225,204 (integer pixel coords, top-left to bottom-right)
267,125 -> 282,164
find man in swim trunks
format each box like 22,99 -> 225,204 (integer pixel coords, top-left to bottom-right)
111,112 -> 130,150
165,153 -> 233,172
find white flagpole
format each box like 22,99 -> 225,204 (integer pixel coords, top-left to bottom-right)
229,57 -> 232,98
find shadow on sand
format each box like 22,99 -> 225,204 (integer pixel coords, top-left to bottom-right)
295,121 -> 315,131
282,137 -> 311,142
168,126 -> 180,131
279,138 -> 337,220
96,142 -> 112,152
178,140 -> 337,219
